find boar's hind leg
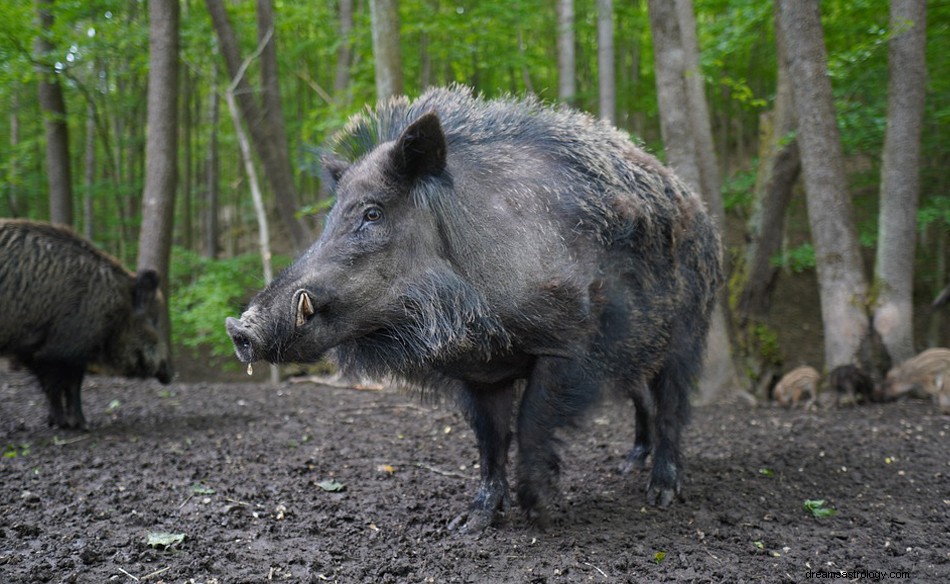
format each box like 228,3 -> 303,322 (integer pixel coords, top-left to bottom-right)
644,355 -> 693,508
34,363 -> 87,430
516,357 -> 601,527
449,382 -> 516,533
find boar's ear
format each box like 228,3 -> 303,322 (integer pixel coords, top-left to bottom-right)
321,154 -> 350,192
133,269 -> 161,310
393,111 -> 447,182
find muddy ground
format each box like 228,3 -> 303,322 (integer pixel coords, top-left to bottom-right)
1,364 -> 948,584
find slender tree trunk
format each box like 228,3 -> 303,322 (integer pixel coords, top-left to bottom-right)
8,91 -> 20,217
648,0 -> 741,402
204,64 -> 221,260
597,0 -> 615,124
737,2 -> 800,324
205,0 -> 309,251
370,0 -> 403,101
137,0 -> 179,353
226,80 -> 279,385
35,0 -> 73,226
778,0 -> 870,371
557,0 -> 575,105
83,101 -> 96,241
335,0 -> 354,98
675,0 -> 722,226
873,0 -> 928,364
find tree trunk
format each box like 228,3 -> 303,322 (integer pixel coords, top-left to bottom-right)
648,0 -> 742,402
597,0 -> 615,124
369,0 -> 403,101
335,0 -> 354,98
83,101 -> 96,241
557,0 -> 575,105
205,0 -> 309,252
137,0 -> 179,335
675,0 -> 722,226
778,0 -> 870,371
873,0 -> 928,364
8,91 -> 21,217
226,81 -> 279,385
204,64 -> 221,260
737,2 -> 800,324
35,0 -> 73,226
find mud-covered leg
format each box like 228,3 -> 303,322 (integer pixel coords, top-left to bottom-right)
450,382 -> 515,533
516,357 -> 600,527
645,363 -> 690,508
34,362 -> 86,430
620,385 -> 653,473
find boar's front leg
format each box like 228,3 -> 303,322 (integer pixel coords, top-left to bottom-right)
34,362 -> 87,430
516,357 -> 601,527
450,381 -> 515,533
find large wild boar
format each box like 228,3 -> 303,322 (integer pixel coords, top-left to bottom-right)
0,220 -> 172,429
882,348 -> 950,414
226,87 -> 722,531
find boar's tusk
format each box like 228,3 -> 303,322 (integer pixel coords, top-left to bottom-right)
295,291 -> 315,327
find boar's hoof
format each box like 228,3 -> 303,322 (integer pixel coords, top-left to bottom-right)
448,487 -> 511,534
646,463 -> 683,508
619,444 -> 651,474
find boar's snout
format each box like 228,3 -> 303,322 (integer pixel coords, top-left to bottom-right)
226,316 -> 259,363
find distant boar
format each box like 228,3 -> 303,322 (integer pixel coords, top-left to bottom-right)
882,348 -> 950,414
226,87 -> 722,531
0,220 -> 172,429
830,364 -> 875,406
773,365 -> 820,408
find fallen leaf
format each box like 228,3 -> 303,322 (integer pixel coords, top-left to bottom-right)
317,479 -> 345,492
146,532 -> 186,549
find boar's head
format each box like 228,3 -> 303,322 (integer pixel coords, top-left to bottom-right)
226,111 -> 501,374
107,269 -> 172,383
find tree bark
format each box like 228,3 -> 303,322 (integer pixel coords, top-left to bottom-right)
873,0 -> 928,364
778,0 -> 870,370
675,0 -> 722,226
205,0 -> 310,251
83,101 -> 96,241
369,0 -> 403,101
649,0 -> 741,402
204,63 -> 221,259
597,0 -> 615,124
335,0 -> 354,98
137,0 -> 179,367
35,0 -> 73,226
557,0 -> 575,105
737,2 -> 800,324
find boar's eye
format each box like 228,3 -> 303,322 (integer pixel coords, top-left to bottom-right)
362,206 -> 383,224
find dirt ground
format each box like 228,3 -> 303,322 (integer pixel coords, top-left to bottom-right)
1,362 -> 948,584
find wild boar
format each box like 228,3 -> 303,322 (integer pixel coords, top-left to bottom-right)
226,86 -> 722,531
0,219 -> 172,428
773,365 -> 820,408
882,348 -> 950,414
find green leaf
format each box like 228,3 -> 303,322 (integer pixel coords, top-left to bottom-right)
804,499 -> 837,518
653,551 -> 667,564
146,532 -> 186,549
316,479 -> 346,492
758,468 -> 774,477
190,483 -> 215,495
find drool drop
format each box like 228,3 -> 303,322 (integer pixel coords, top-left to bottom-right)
247,363 -> 254,376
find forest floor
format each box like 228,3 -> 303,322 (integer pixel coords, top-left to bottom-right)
1,361 -> 948,583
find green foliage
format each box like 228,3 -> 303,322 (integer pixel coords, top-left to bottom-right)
169,247 -> 291,360
919,196 -> 950,231
771,243 -> 815,274
722,167 -> 757,215
803,499 -> 837,519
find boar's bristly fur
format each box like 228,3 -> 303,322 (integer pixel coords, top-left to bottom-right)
227,86 -> 723,532
0,220 -> 172,429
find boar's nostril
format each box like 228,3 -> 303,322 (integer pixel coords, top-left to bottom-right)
295,291 -> 315,327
